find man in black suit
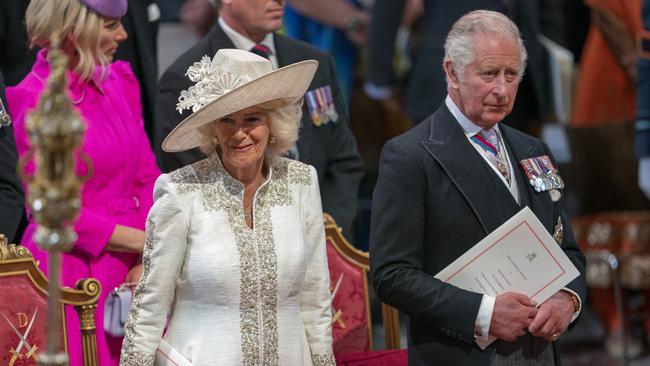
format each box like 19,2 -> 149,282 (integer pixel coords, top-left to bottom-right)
114,0 -> 159,142
0,0 -> 35,86
365,0 -> 547,134
0,71 -> 25,243
155,0 -> 363,233
370,11 -> 586,365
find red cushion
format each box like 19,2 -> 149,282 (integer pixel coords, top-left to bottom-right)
326,239 -> 370,354
335,349 -> 408,366
0,274 -> 66,362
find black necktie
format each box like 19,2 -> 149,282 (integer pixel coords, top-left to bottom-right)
249,44 -> 271,59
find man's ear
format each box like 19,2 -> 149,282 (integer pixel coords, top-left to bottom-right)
444,59 -> 460,89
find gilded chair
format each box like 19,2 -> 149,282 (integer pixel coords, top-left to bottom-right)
0,234 -> 101,366
572,212 -> 650,358
323,214 -> 402,355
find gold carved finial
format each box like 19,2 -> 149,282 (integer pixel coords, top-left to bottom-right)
0,234 -> 33,260
0,234 -> 8,260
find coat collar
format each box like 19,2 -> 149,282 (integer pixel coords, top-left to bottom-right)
420,105 -> 552,234
216,18 -> 277,60
211,22 -> 285,63
272,33 -> 298,68
31,49 -> 106,104
209,23 -> 237,54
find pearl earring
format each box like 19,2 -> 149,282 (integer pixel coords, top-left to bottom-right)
269,136 -> 277,144
212,137 -> 219,145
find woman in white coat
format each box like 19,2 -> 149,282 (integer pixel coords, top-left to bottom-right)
120,49 -> 334,366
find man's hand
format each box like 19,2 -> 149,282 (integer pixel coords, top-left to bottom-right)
489,292 -> 538,342
106,225 -> 146,253
344,10 -> 371,46
528,291 -> 574,342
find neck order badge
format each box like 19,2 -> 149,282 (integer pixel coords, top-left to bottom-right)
471,128 -> 511,184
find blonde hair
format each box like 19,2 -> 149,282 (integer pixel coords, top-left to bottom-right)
25,0 -> 110,81
198,99 -> 303,160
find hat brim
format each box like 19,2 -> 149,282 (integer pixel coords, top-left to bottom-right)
162,60 -> 318,152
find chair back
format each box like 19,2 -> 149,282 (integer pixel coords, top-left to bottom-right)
323,214 -> 401,355
573,212 -> 650,289
0,234 -> 100,366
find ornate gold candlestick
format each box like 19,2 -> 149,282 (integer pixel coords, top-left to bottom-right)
19,43 -> 89,366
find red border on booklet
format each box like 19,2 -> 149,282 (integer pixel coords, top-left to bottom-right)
444,220 -> 566,299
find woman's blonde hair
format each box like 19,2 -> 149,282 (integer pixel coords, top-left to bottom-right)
25,0 -> 110,81
197,99 -> 303,161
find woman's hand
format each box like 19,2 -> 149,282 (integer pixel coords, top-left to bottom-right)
106,225 -> 146,253
125,263 -> 144,294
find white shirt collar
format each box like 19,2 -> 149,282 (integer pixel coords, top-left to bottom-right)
218,17 -> 277,59
445,95 -> 502,137
445,95 -> 518,197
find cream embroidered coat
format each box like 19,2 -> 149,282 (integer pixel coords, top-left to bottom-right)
120,155 -> 335,366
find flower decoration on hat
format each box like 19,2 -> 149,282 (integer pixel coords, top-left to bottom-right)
162,49 -> 318,153
176,55 -> 252,114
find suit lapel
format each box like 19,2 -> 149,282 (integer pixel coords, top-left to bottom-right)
209,24 -> 237,56
421,106 -> 519,235
272,34 -> 314,145
127,1 -> 157,102
273,34 -> 295,68
500,126 -> 554,233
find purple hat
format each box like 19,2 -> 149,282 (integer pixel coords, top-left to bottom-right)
81,0 -> 127,18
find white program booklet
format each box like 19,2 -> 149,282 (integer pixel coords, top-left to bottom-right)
434,207 -> 580,348
156,339 -> 194,366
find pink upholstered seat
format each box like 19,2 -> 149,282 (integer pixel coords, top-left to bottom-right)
323,214 -> 407,365
0,235 -> 101,366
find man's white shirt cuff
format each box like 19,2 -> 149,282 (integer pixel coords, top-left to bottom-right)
562,287 -> 582,323
474,294 -> 495,348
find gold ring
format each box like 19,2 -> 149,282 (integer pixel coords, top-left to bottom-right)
551,332 -> 560,341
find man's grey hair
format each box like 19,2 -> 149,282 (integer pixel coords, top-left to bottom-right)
443,10 -> 527,80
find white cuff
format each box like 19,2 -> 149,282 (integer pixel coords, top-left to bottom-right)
561,287 -> 582,323
474,294 -> 495,347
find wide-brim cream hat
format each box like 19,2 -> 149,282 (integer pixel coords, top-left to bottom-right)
162,48 -> 318,152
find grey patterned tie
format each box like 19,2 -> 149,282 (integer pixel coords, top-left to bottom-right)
480,128 -> 511,185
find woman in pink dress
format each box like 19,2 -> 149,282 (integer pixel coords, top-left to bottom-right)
6,0 -> 160,364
